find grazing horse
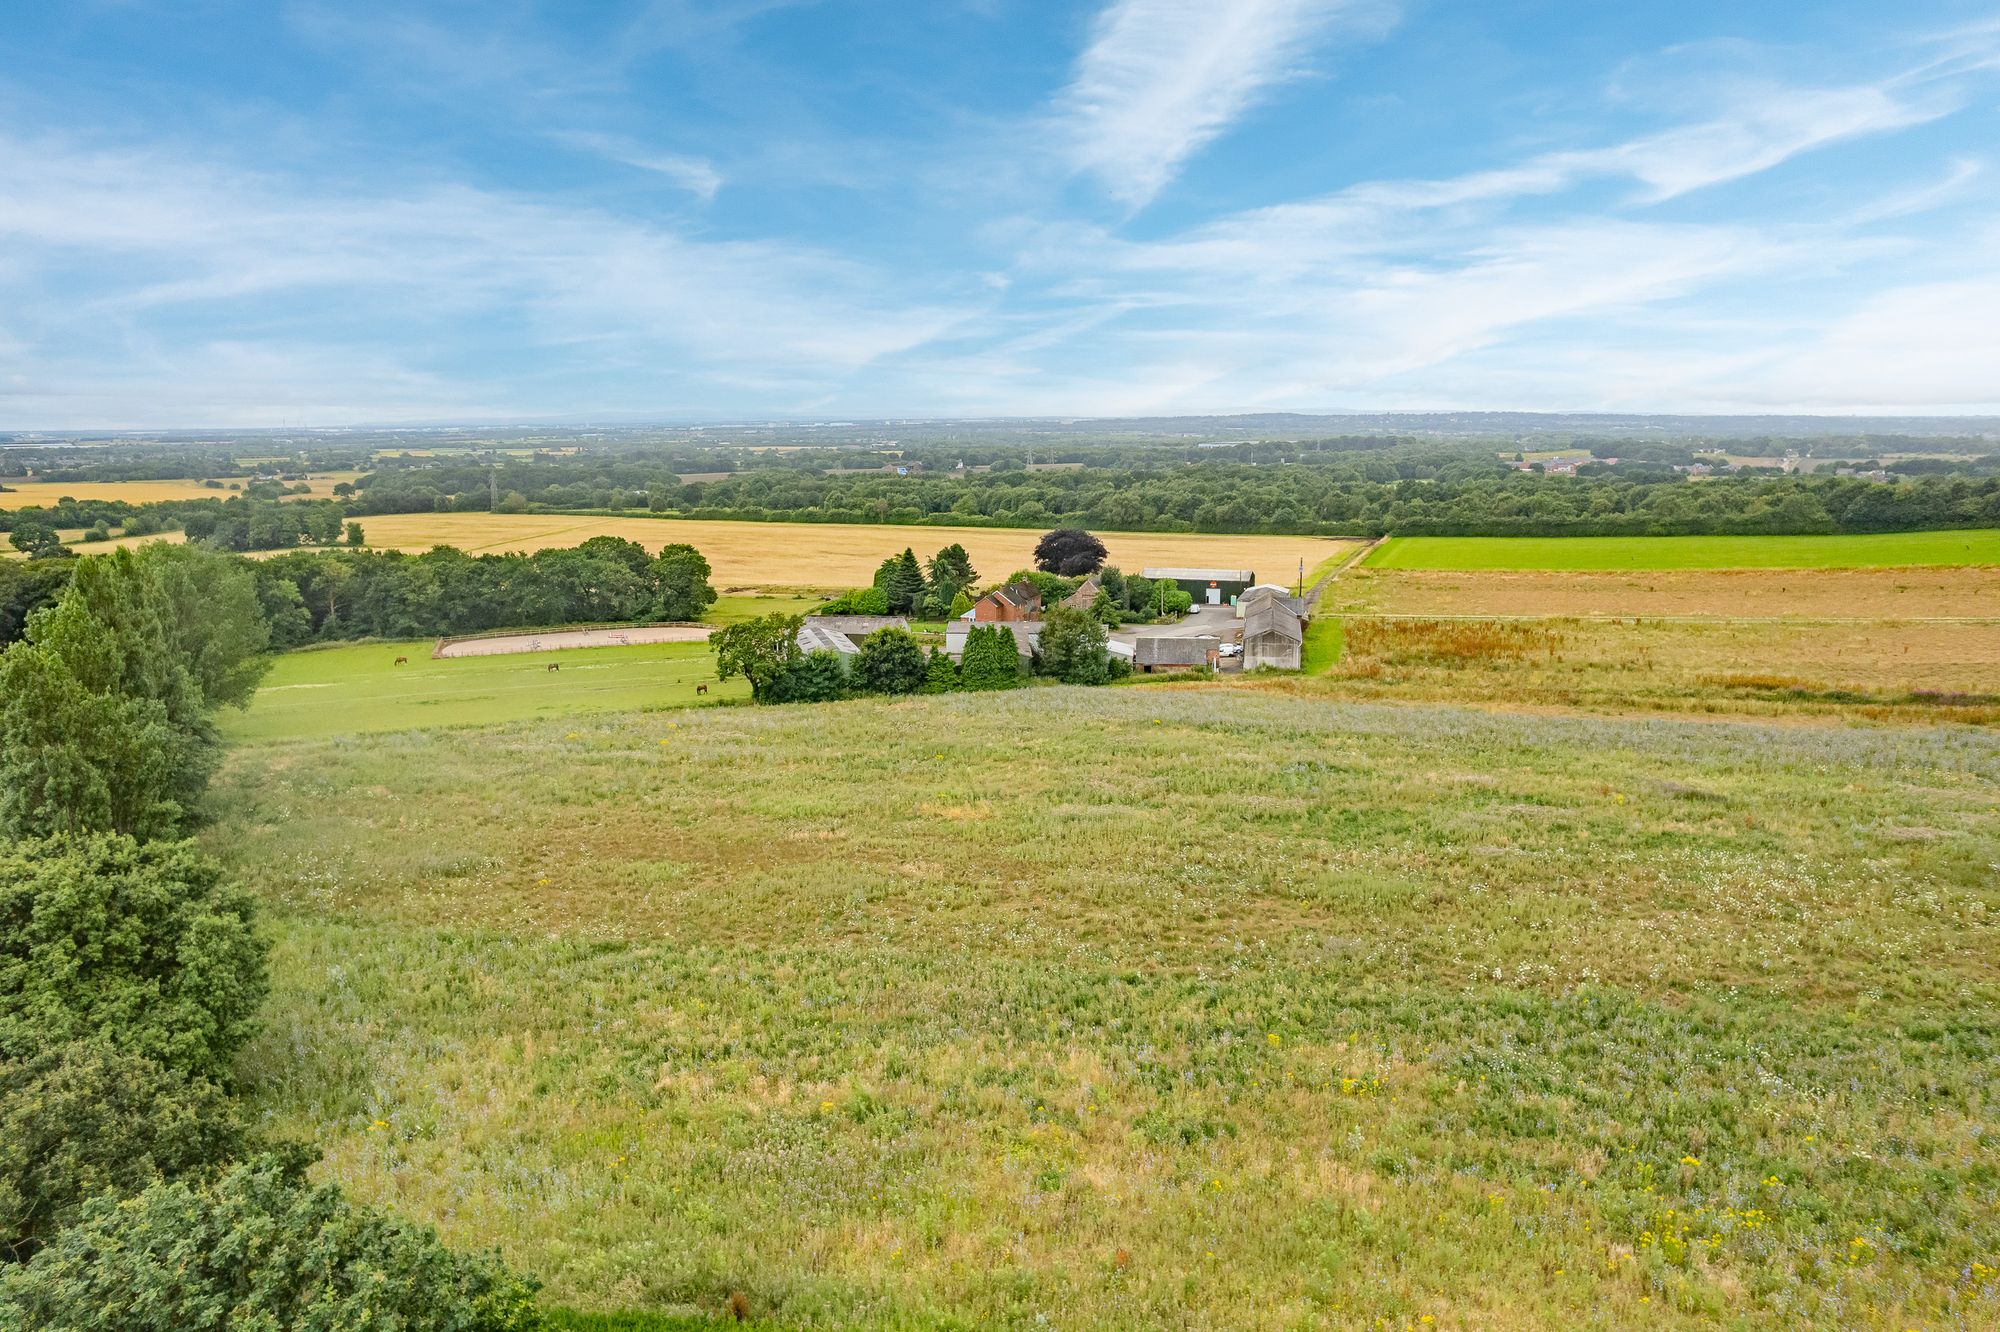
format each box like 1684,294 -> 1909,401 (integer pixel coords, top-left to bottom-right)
696,683 -> 708,695
547,662 -> 561,672
394,656 -> 408,665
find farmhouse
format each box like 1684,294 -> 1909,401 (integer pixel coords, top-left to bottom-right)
970,582 -> 1042,622
1060,574 -> 1102,611
1143,567 -> 1255,606
797,615 -> 910,656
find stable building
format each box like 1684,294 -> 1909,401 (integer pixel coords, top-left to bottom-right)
1134,635 -> 1222,673
1237,586 -> 1306,670
1142,567 -> 1256,606
797,615 -> 909,656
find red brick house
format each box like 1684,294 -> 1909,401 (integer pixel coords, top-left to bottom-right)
971,582 -> 1043,623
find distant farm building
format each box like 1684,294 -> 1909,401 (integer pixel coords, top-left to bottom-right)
1142,568 -> 1255,606
797,615 -> 910,656
1060,573 -> 1102,611
945,620 -> 1039,661
1134,635 -> 1221,673
969,582 -> 1043,622
1239,586 -> 1305,671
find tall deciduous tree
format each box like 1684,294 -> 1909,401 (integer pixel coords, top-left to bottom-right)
651,543 -> 717,621
0,835 -> 268,1084
0,1158 -> 543,1331
709,613 -> 804,702
1,1041 -> 243,1264
1033,528 -> 1108,576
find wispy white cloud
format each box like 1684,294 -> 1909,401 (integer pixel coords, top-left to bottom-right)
0,130 -> 972,425
1055,0 -> 1395,207
549,131 -> 724,199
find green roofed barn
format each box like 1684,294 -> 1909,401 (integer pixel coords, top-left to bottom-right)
1141,568 -> 1256,606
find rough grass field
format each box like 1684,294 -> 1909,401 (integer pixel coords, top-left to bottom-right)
1366,531 -> 2000,571
222,641 -> 741,742
351,513 -> 1358,590
207,689 -> 2000,1331
1329,566 -> 2000,622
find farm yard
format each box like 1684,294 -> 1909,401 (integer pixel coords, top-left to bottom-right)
347,512 -> 1359,591
208,687 -> 2000,1331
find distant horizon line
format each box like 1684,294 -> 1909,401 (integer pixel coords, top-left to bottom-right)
8,408 -> 2000,437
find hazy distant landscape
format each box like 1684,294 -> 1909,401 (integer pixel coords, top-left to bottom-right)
5,1 -> 2000,1329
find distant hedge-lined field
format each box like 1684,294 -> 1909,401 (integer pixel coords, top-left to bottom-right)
1366,529 -> 2000,570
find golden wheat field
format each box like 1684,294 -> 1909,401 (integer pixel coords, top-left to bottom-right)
0,472 -> 366,509
351,512 -> 1360,589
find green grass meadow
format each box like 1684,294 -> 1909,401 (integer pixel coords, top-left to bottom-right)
221,641 -> 743,743
209,688 -> 2000,1331
1299,615 -> 1343,673
1366,529 -> 2000,571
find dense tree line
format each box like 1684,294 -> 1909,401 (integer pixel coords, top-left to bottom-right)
331,446 -> 2000,537
255,537 -> 715,645
0,546 -> 545,1325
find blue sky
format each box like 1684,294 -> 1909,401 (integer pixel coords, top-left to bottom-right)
2,0 -> 1998,426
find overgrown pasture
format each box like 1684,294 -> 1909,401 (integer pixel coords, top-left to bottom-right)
209,689 -> 2000,1331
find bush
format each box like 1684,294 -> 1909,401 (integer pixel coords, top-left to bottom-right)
1034,605 -> 1113,685
853,627 -> 926,695
1,1041 -> 243,1263
0,1158 -> 544,1331
960,626 -> 1021,690
0,835 -> 267,1083
921,647 -> 959,694
819,585 -> 888,616
774,648 -> 848,702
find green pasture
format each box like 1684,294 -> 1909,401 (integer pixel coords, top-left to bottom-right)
704,593 -> 820,625
221,641 -> 739,742
211,690 -> 2000,1331
1366,529 -> 2000,571
1299,615 -> 1343,672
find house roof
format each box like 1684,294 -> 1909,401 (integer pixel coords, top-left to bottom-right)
797,615 -> 909,655
810,615 -> 910,634
1239,586 -> 1308,618
1061,574 -> 1102,609
1135,635 -> 1219,665
1141,568 -> 1255,583
983,581 -> 1043,608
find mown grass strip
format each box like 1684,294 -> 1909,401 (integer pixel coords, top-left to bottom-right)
1366,529 -> 2000,571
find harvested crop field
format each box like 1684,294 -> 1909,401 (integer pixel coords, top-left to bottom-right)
0,471 -> 365,508
1367,530 -> 2000,571
1329,566 -> 2000,621
350,512 -> 1357,590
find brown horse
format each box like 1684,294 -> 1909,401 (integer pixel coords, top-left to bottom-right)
547,662 -> 561,672
696,683 -> 708,695
394,656 -> 408,665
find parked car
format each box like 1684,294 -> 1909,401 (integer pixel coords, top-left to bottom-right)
1219,642 -> 1243,658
